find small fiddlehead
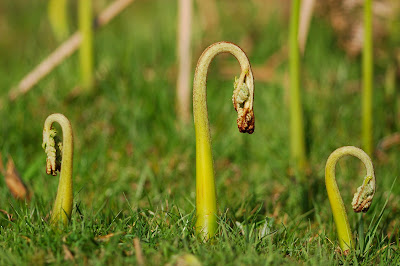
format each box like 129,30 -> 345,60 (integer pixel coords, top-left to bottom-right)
325,146 -> 376,253
43,127 -> 63,176
42,113 -> 74,226
193,41 -> 255,240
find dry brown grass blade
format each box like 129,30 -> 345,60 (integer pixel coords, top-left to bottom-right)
4,156 -> 31,201
0,209 -> 14,221
298,0 -> 315,54
63,244 -> 75,261
94,232 -> 126,242
95,233 -> 116,242
133,238 -> 145,266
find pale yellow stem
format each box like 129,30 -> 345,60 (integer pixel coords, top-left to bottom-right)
193,42 -> 254,240
325,146 -> 375,253
43,113 -> 74,226
48,0 -> 70,41
79,0 -> 94,90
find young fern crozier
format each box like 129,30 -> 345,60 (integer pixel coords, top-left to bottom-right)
193,42 -> 255,240
325,146 -> 375,253
42,113 -> 74,226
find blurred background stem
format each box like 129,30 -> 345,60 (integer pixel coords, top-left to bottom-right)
362,0 -> 373,156
48,0 -> 69,41
176,0 -> 192,123
289,0 -> 306,177
79,0 -> 94,90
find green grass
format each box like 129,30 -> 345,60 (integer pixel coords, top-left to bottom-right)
1,0 -> 399,264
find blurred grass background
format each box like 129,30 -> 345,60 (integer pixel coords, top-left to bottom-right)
1,0 -> 400,264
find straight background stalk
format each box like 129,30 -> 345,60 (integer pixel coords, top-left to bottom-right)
289,0 -> 306,175
79,0 -> 94,90
362,0 -> 373,155
48,0 -> 69,41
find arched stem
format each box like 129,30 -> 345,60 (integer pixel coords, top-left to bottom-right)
43,113 -> 74,226
193,42 -> 254,240
325,146 -> 375,253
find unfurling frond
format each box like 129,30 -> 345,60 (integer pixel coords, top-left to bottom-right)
42,127 -> 63,176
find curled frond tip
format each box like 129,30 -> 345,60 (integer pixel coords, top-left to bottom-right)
42,127 -> 63,176
351,175 -> 375,213
232,72 -> 254,134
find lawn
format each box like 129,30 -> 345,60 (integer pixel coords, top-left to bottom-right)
0,0 -> 399,264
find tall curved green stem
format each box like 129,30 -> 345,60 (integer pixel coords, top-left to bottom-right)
193,42 -> 255,240
325,146 -> 375,253
289,0 -> 306,175
43,113 -> 74,226
362,0 -> 373,155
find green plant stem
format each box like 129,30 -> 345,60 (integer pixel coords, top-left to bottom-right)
362,0 -> 373,155
193,42 -> 254,240
79,0 -> 94,90
325,146 -> 375,253
48,0 -> 69,41
43,113 -> 74,226
289,0 -> 306,175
